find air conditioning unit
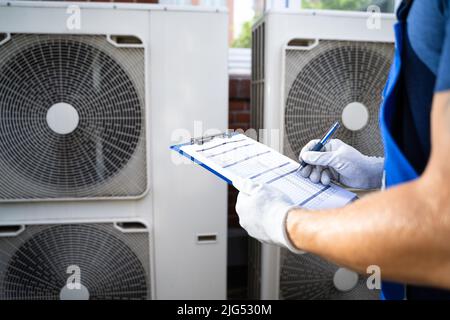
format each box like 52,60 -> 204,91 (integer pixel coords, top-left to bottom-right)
250,9 -> 395,299
0,1 -> 228,299
0,222 -> 151,300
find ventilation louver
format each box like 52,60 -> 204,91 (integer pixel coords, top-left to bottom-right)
283,40 -> 394,159
0,34 -> 147,201
0,223 -> 150,300
279,250 -> 379,300
251,21 -> 265,136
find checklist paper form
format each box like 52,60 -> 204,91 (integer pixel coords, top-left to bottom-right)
173,133 -> 357,210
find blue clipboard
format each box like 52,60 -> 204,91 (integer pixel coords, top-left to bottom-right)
171,132 -> 360,206
170,132 -> 237,185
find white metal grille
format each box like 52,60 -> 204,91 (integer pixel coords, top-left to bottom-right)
251,22 -> 265,135
279,250 -> 379,300
283,40 -> 394,160
0,34 -> 147,201
0,223 -> 150,300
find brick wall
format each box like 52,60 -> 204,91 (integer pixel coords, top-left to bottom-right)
228,75 -> 251,299
228,75 -> 251,227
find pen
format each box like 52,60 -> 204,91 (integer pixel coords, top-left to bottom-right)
297,121 -> 341,173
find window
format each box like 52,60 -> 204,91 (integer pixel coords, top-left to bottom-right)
301,0 -> 397,13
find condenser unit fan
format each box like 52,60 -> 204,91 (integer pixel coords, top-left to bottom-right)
280,40 -> 392,300
0,224 -> 150,300
279,251 -> 379,300
0,34 -> 147,200
284,40 -> 394,159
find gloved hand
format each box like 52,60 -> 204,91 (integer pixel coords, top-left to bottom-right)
234,179 -> 304,254
299,139 -> 384,189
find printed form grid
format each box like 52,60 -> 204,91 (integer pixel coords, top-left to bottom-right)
181,134 -> 355,209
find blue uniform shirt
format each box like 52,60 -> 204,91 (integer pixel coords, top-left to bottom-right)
393,0 -> 450,174
393,0 -> 450,299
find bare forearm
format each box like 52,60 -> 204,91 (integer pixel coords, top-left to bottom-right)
286,175 -> 450,289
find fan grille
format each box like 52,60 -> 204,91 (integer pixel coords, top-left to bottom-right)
0,223 -> 150,300
0,34 -> 147,200
251,22 -> 265,135
279,250 -> 379,300
284,40 -> 394,160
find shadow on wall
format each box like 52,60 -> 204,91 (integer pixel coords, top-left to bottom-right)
227,75 -> 252,299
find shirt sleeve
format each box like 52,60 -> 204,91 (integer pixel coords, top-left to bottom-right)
435,0 -> 450,91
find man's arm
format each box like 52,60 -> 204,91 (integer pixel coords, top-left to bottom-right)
286,92 -> 450,289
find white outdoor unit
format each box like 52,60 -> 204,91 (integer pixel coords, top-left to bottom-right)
0,1 -> 228,299
250,9 -> 395,299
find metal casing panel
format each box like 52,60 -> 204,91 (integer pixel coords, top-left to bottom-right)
0,2 -> 151,39
148,9 -> 228,299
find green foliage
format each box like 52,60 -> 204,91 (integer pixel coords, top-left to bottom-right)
302,0 -> 373,11
232,20 -> 253,48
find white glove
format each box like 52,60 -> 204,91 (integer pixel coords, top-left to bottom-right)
234,179 -> 304,254
299,139 -> 384,189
